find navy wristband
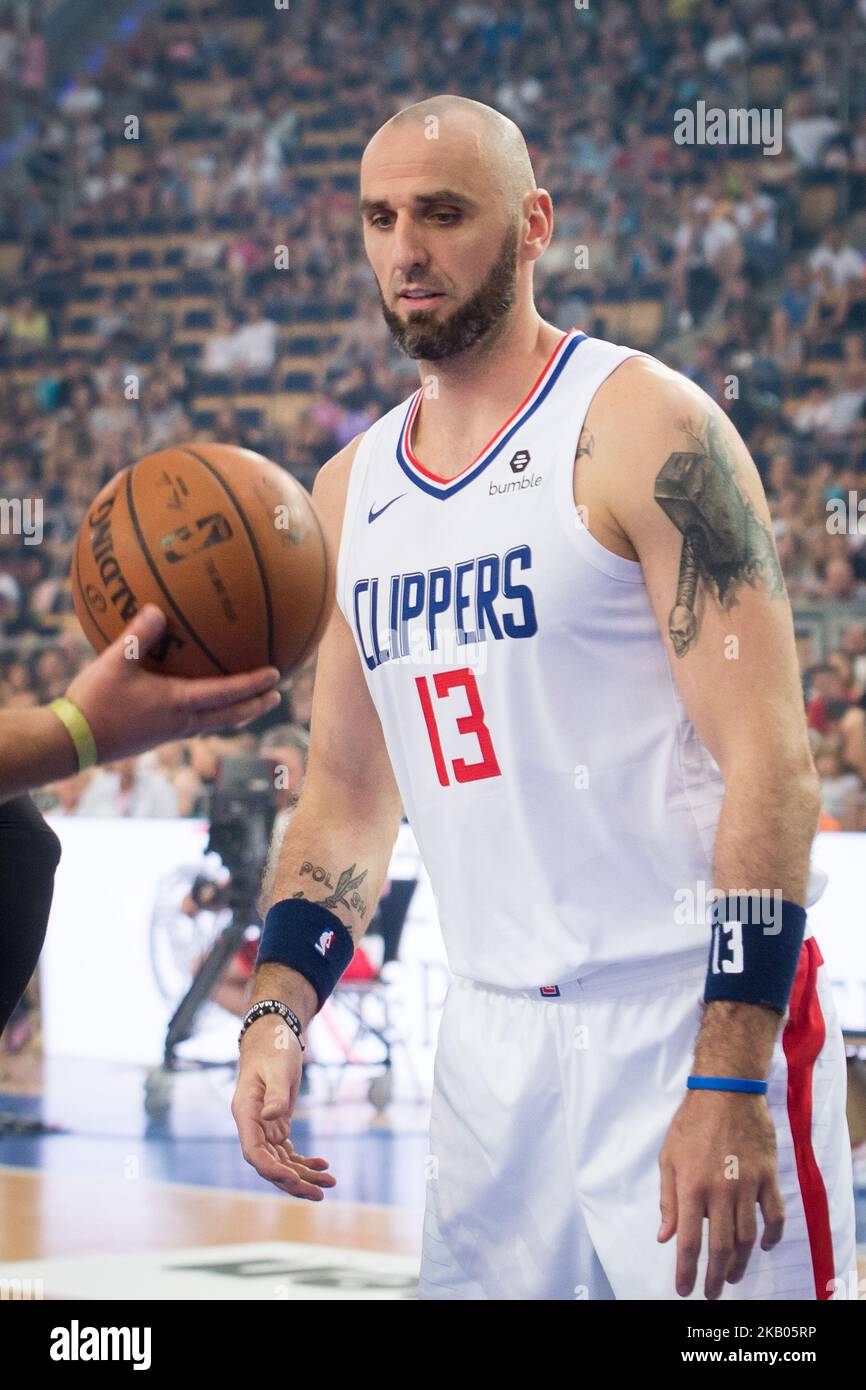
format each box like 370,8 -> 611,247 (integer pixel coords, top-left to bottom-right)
687,1075 -> 768,1095
705,894 -> 806,1016
257,898 -> 355,1013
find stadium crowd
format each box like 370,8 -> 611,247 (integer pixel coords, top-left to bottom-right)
1,0 -> 866,834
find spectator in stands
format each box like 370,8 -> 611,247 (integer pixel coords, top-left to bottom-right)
76,755 -> 180,818
144,740 -> 203,817
59,70 -> 103,118
93,286 -> 131,346
230,302 -> 279,375
202,306 -> 239,375
128,283 -> 174,350
225,221 -> 270,289
186,229 -> 225,270
8,294 -> 51,356
33,648 -> 71,703
827,649 -> 865,703
139,377 -> 190,452
227,132 -> 281,201
822,555 -> 863,601
27,551 -> 68,625
808,221 -> 865,334
772,486 -> 820,596
89,381 -> 139,455
184,735 -> 237,815
786,88 -> 842,169
820,378 -> 866,440
807,663 -> 854,732
766,450 -> 796,499
262,95 -> 300,169
814,740 -> 863,824
27,225 -> 84,317
263,165 -> 301,221
769,261 -> 814,367
671,193 -> 742,329
0,572 -> 57,641
792,381 -> 834,437
1,658 -> 34,704
703,6 -> 748,70
835,698 -> 866,786
80,155 -> 128,208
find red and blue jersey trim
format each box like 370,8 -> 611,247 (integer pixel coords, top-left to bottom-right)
395,328 -> 587,500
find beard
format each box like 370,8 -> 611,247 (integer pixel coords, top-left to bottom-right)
377,221 -> 519,362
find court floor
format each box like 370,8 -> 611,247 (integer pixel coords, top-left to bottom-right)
2,1054 -> 865,1300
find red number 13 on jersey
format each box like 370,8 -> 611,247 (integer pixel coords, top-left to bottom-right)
415,667 -> 502,786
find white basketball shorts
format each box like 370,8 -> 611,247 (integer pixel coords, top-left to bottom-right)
417,938 -> 857,1300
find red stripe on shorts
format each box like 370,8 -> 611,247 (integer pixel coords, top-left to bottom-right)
781,936 -> 834,1299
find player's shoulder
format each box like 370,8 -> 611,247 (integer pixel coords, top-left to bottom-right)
313,430 -> 366,490
311,387 -> 414,531
602,349 -> 709,414
591,347 -> 729,451
311,430 -> 368,524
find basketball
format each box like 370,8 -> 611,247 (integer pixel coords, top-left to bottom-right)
70,443 -> 331,679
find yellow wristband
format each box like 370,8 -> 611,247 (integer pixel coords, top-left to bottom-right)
49,697 -> 99,772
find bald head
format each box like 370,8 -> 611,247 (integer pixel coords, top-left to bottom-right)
360,94 -> 551,363
366,94 -> 536,219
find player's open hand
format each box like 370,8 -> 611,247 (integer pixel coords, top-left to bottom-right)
232,1015 -> 335,1199
65,604 -> 282,763
657,1089 -> 784,1299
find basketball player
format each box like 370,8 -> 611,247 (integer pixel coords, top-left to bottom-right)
232,96 -> 857,1301
0,602 -> 281,1034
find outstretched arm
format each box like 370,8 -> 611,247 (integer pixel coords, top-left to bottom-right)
0,604 -> 282,805
232,437 -> 404,1198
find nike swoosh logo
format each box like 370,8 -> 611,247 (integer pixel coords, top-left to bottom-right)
368,493 -> 406,523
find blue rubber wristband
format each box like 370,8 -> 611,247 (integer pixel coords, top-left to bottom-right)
687,1075 -> 768,1095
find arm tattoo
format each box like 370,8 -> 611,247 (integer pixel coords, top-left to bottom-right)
293,860 -> 369,924
575,427 -> 594,461
653,413 -> 784,657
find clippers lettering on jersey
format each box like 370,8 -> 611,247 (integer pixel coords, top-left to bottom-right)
352,544 -> 538,671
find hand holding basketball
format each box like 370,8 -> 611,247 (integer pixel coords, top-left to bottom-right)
63,602 -> 282,763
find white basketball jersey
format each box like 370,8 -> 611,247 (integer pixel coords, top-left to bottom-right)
335,329 -> 727,987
